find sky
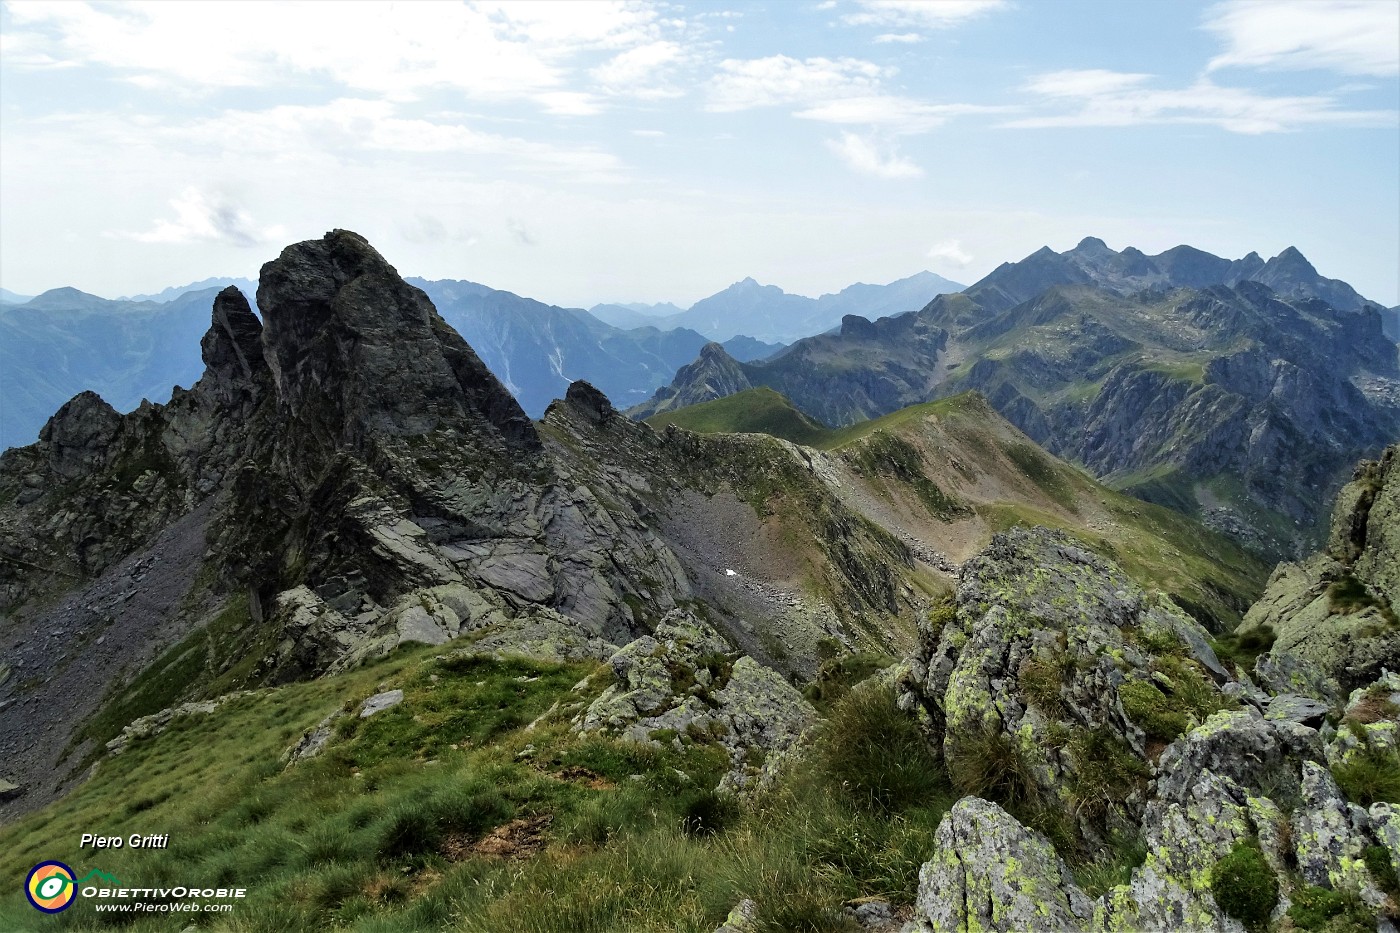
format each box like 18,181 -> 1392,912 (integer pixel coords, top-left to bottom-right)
1,0 -> 1397,308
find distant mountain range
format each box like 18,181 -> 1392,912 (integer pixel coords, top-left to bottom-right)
593,270 -> 965,344
632,239 -> 1400,560
407,278 -> 780,417
1,287 -> 230,452
3,267 -> 959,452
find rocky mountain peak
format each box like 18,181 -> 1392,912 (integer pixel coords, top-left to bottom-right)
1073,235 -> 1111,252
255,229 -> 538,452
200,285 -> 267,389
561,379 -> 616,424
698,340 -> 736,362
839,313 -> 878,339
37,390 -> 121,479
1272,244 -> 1313,267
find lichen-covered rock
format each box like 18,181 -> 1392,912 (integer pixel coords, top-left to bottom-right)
359,689 -> 404,718
713,898 -> 758,933
574,609 -> 815,791
1241,445 -> 1400,694
909,797 -> 1093,933
1265,693 -> 1331,726
1095,769 -> 1255,932
1370,802 -> 1400,885
461,611 -> 618,663
899,527 -> 1233,839
282,710 -> 345,764
1152,709 -> 1323,805
1292,761 -> 1388,908
1253,649 -> 1341,707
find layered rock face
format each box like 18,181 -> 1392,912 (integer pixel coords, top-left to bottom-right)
898,526 -> 1400,933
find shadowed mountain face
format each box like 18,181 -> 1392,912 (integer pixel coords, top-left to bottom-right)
411,278 -> 780,416
0,287 -> 240,451
632,242 -> 1400,558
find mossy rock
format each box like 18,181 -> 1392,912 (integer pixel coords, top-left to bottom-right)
1208,840 -> 1277,932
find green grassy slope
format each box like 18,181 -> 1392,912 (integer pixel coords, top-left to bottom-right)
645,387 -> 834,447
0,640 -> 964,933
644,389 -> 1268,626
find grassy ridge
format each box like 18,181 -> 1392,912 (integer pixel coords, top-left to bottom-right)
645,387 -> 834,448
0,641 -> 963,933
644,388 -> 1268,626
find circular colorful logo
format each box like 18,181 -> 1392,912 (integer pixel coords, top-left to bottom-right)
26,861 -> 76,913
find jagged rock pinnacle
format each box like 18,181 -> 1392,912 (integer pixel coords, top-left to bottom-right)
255,229 -> 538,451
200,286 -> 267,389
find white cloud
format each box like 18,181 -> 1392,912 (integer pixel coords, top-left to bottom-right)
399,215 -> 478,246
631,129 -> 667,137
1203,0 -> 1399,77
873,33 -> 925,44
928,239 -> 973,266
1011,69 -> 1394,134
842,0 -> 1008,29
2,1 -> 673,105
591,40 -> 686,98
534,91 -> 605,115
508,217 -> 538,246
825,132 -> 923,178
706,55 -> 889,111
796,95 -> 1010,132
112,187 -> 285,246
1026,69 -> 1153,98
169,99 -> 622,175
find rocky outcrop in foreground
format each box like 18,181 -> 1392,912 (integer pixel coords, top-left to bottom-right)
1240,444 -> 1399,696
573,609 -> 816,792
898,527 -> 1400,932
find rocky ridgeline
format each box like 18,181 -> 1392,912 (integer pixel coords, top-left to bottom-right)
631,240 -> 1400,560
889,526 -> 1399,932
0,231 -> 924,812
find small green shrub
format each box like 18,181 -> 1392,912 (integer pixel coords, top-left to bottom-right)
949,728 -> 1038,810
374,782 -> 512,860
1210,624 -> 1276,670
680,788 -> 739,837
1287,885 -> 1375,932
814,685 -> 949,814
1018,656 -> 1069,719
1327,573 -> 1380,614
804,650 -> 895,709
1363,844 -> 1400,897
1067,728 -> 1148,822
1333,743 -> 1400,806
1209,840 -> 1277,932
1074,832 -> 1147,897
1119,680 -> 1191,741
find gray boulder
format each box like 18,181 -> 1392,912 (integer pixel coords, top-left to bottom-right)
574,609 -> 815,791
359,689 -> 404,718
899,528 -> 1232,839
909,797 -> 1093,933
